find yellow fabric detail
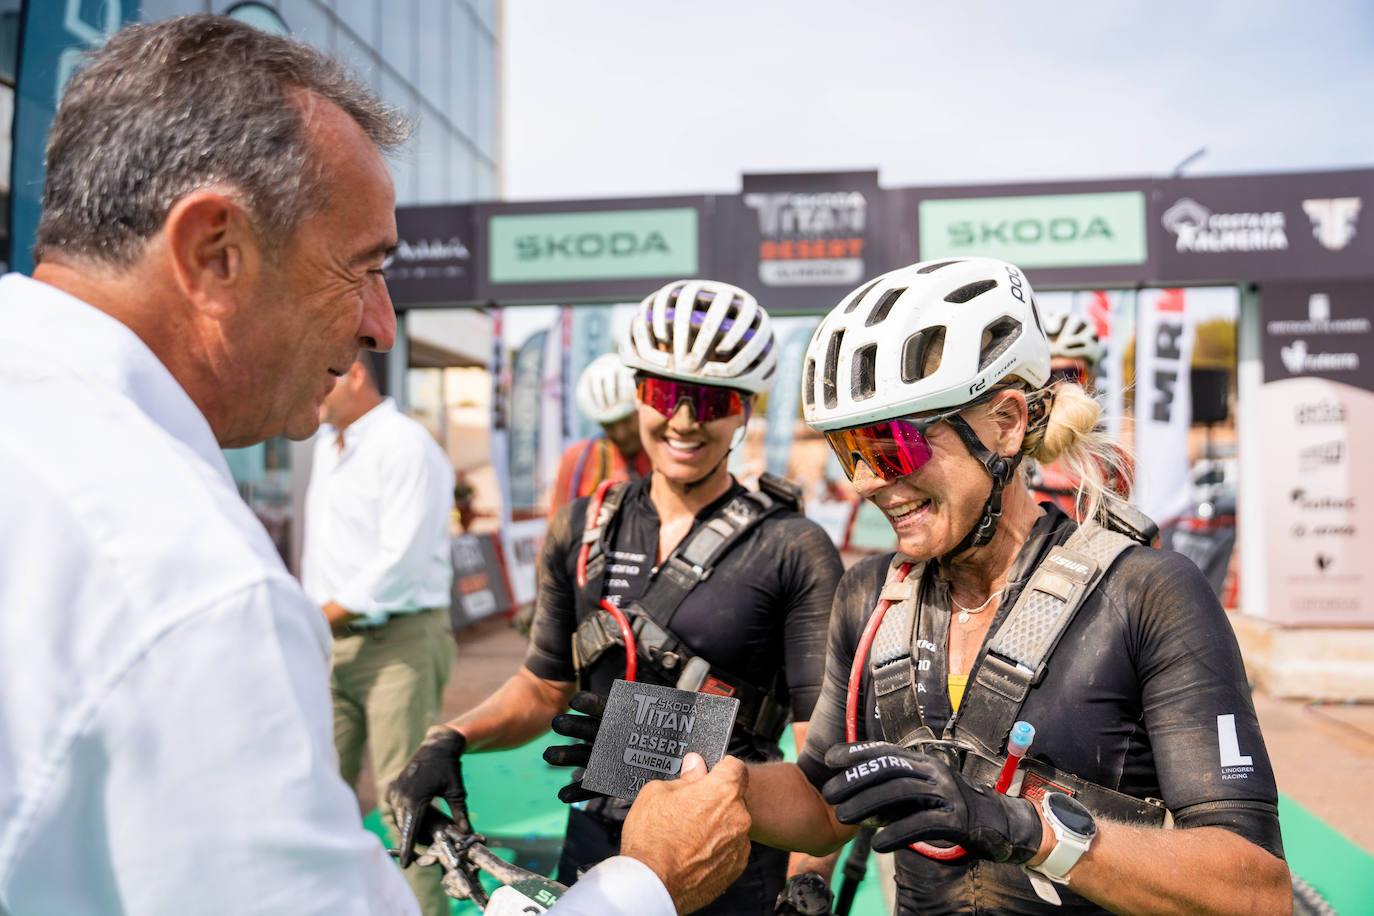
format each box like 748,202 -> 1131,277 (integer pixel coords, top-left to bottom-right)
948,674 -> 969,712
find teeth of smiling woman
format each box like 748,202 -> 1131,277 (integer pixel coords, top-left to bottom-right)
884,499 -> 928,519
667,439 -> 702,451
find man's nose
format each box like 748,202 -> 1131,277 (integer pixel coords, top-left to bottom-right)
359,279 -> 396,352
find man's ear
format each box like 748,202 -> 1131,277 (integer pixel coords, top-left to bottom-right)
162,191 -> 259,315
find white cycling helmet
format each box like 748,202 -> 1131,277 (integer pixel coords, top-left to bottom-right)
1043,312 -> 1102,367
802,257 -> 1050,431
620,279 -> 777,395
575,353 -> 637,425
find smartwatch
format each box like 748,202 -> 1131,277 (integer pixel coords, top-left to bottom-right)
1030,791 -> 1097,883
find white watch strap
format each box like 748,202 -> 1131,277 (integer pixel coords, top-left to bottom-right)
1033,830 -> 1091,882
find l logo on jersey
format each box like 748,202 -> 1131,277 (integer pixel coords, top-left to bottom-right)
1218,714 -> 1255,779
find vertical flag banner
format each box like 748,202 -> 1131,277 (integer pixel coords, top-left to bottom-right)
507,330 -> 546,512
1134,289 -> 1195,525
567,305 -> 618,442
764,318 -> 819,477
1081,289 -> 1128,442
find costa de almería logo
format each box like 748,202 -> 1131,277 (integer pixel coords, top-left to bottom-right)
1161,198 -> 1287,253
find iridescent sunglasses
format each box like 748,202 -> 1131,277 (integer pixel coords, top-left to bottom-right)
825,389 -> 1002,482
635,374 -> 747,422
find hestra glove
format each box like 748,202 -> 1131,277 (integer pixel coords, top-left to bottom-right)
387,727 -> 471,867
542,690 -> 610,804
821,741 -> 1042,863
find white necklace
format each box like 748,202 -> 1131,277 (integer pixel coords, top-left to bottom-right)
952,589 -> 1004,624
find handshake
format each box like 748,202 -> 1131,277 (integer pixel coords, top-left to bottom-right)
389,692 -> 754,914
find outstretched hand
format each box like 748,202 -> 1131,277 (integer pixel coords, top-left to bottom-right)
622,753 -> 752,914
387,726 -> 473,867
542,690 -> 610,804
821,741 -> 1042,863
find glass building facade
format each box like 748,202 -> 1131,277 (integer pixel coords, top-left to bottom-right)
139,0 -> 501,205
2,0 -> 500,567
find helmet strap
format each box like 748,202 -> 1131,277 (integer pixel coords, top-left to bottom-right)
942,414 -> 1022,557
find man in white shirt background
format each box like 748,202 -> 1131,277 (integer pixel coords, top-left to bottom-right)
304,351 -> 456,916
0,14 -> 752,915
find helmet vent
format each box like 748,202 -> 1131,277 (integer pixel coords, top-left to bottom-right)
917,259 -> 961,274
823,329 -> 844,409
979,317 -> 1022,371
944,279 -> 998,304
864,287 -> 905,327
803,358 -> 816,409
852,344 -> 877,401
842,278 -> 882,314
901,326 -> 946,383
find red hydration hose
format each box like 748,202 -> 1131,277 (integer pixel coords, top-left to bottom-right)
845,561 -> 965,861
576,479 -> 636,682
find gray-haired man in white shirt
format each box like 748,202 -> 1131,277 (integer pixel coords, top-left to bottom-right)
0,14 -> 751,916
303,352 -> 456,916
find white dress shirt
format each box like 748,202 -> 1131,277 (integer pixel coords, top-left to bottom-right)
0,274 -> 417,914
302,398 -> 454,626
0,273 -> 674,916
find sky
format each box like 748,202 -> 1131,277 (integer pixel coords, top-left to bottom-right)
501,0 -> 1374,201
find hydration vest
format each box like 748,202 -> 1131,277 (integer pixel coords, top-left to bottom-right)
868,497 -> 1173,826
571,473 -> 803,746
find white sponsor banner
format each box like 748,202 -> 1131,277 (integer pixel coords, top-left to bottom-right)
1133,289 -> 1196,525
1261,379 -> 1372,625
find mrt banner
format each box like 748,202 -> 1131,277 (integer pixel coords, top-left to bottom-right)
1133,289 -> 1196,526
1260,280 -> 1374,625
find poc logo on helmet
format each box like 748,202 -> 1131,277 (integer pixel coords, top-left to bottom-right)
1006,266 -> 1027,303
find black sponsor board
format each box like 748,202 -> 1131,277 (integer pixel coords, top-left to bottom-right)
448,534 -> 512,628
388,205 -> 477,306
581,679 -> 738,801
1153,170 -> 1374,283
1261,279 -> 1374,390
712,171 -> 899,314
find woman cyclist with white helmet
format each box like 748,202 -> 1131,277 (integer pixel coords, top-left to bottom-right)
1027,313 -> 1124,518
549,352 -> 652,517
740,258 -> 1288,916
390,279 -> 843,914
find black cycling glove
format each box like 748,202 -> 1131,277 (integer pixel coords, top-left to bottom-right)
821,741 -> 1042,863
388,727 -> 472,867
542,690 -> 610,804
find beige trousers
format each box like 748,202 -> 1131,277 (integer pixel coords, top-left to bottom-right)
332,606 -> 454,916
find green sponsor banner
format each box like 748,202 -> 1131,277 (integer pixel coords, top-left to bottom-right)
919,192 -> 1147,267
489,208 -> 698,283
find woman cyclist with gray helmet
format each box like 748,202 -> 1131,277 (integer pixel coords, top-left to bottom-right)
742,258 -> 1288,916
391,280 -> 843,914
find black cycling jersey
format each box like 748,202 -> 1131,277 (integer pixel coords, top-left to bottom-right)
526,476 -> 842,756
798,504 -> 1282,916
527,475 -> 843,915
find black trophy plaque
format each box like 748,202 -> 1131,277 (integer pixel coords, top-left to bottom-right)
580,679 -> 739,801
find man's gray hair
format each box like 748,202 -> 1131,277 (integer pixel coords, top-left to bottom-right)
34,14 -> 410,266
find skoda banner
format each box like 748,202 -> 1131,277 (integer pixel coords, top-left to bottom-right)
1260,280 -> 1374,625
713,171 -> 895,313
909,182 -> 1152,287
477,198 -> 705,304
1154,171 -> 1374,283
